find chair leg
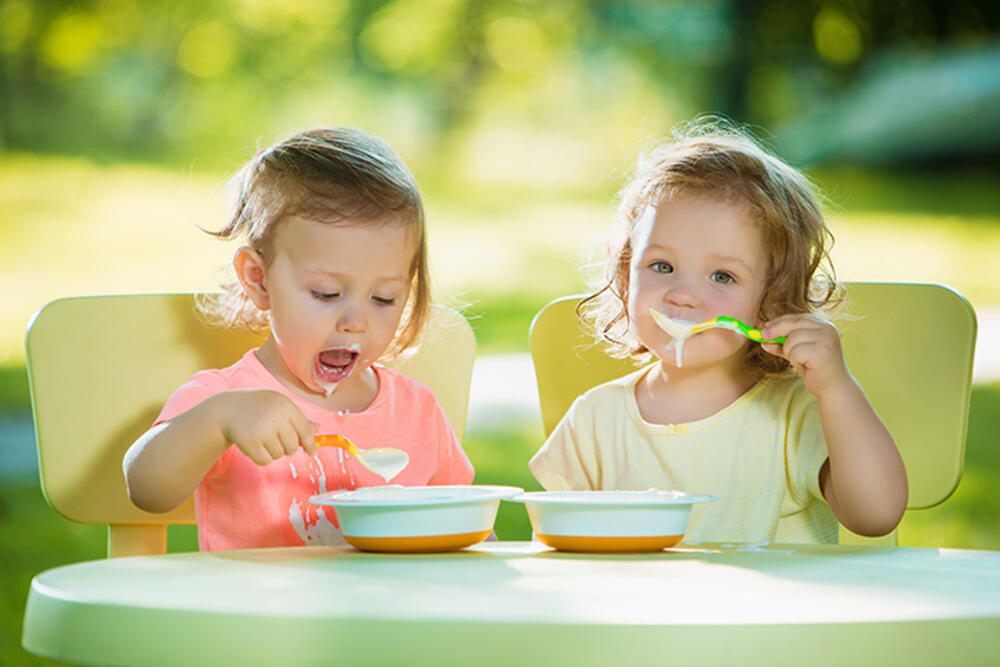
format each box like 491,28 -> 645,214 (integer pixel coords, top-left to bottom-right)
108,524 -> 167,558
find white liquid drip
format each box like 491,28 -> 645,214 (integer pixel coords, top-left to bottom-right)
288,462 -> 298,479
313,452 -> 329,494
668,338 -> 685,368
649,308 -> 699,368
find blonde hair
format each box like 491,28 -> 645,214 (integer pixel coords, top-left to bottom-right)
198,126 -> 429,358
581,118 -> 841,375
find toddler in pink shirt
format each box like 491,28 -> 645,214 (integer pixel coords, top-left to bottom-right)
123,127 -> 474,550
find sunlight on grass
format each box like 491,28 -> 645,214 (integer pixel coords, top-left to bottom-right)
829,212 -> 1000,306
0,155 -> 233,366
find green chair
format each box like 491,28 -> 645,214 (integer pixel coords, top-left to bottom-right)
25,293 -> 476,557
529,282 -> 977,546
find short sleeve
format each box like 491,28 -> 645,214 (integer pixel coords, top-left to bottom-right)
784,384 -> 829,504
153,370 -> 235,480
427,397 -> 475,485
529,397 -> 601,491
154,370 -> 231,426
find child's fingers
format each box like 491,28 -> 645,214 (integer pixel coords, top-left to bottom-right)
296,419 -> 319,456
760,342 -> 784,357
762,313 -> 834,341
260,437 -> 286,462
243,441 -> 278,467
276,425 -> 301,457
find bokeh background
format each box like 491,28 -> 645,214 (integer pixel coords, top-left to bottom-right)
3,1 -> 1000,663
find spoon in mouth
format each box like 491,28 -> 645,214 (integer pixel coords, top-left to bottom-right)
650,310 -> 786,345
649,309 -> 787,368
314,434 -> 409,482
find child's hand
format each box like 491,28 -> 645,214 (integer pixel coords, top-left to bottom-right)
760,314 -> 852,398
214,390 -> 318,465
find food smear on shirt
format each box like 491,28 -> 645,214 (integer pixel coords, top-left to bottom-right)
289,454 -> 345,545
649,308 -> 700,368
312,450 -> 329,494
288,496 -> 344,546
288,462 -> 298,479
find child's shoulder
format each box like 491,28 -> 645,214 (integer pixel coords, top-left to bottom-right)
167,349 -> 272,400
372,364 -> 440,404
193,349 -> 268,387
572,365 -> 650,410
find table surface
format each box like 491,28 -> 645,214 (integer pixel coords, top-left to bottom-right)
23,541 -> 1000,666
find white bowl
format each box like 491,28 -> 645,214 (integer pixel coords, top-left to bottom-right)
510,490 -> 713,553
310,485 -> 523,553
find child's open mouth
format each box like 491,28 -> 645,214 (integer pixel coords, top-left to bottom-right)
314,346 -> 360,386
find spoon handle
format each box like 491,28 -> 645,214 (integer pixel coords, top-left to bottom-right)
315,434 -> 360,456
706,316 -> 788,345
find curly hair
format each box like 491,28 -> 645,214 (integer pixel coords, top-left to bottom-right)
196,126 -> 429,359
580,118 -> 841,376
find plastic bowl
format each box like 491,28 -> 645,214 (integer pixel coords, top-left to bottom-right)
310,485 -> 523,553
510,490 -> 713,553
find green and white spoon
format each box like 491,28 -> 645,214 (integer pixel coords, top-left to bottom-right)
689,315 -> 787,344
649,309 -> 786,367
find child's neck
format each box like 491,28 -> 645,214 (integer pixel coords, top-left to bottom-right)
255,343 -> 379,414
635,358 -> 759,426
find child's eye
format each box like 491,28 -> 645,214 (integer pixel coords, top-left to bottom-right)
372,295 -> 397,306
311,290 -> 339,302
650,261 -> 673,274
711,271 -> 736,285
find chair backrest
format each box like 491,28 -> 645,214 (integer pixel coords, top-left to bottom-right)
25,293 -> 476,557
529,282 -> 977,545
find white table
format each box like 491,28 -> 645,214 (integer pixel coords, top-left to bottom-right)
23,541 -> 1000,666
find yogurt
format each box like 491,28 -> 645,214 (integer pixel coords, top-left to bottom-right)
649,308 -> 700,368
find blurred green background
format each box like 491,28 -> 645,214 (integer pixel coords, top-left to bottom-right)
3,1 -> 1000,663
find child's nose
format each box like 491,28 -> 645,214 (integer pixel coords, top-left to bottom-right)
664,280 -> 699,307
336,301 -> 367,333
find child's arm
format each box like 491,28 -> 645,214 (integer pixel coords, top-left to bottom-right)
762,314 -> 908,537
123,389 -> 317,514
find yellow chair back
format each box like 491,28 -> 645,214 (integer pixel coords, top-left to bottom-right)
529,282 -> 977,545
25,293 -> 476,557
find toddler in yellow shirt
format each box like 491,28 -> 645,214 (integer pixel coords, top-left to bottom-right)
530,119 -> 907,544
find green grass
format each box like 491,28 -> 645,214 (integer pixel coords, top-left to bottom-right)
898,382 -> 1000,548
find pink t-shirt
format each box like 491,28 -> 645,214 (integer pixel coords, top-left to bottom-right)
155,350 -> 475,551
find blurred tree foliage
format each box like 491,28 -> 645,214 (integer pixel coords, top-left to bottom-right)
1,0 -> 997,174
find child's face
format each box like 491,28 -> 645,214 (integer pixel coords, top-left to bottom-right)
253,216 -> 415,397
627,193 -> 769,371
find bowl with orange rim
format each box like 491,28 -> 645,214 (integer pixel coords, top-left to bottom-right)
511,490 -> 713,553
310,485 -> 523,553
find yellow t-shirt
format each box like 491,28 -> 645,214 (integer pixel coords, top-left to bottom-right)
529,367 -> 838,544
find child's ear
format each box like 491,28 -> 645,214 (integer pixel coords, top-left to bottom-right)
234,246 -> 270,310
